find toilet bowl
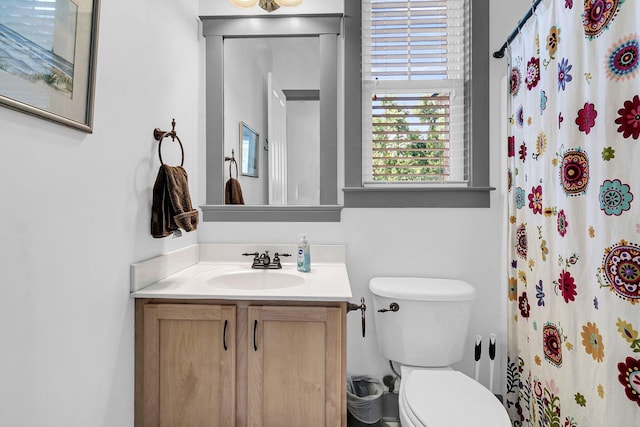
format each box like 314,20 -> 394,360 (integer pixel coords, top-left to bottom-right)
398,366 -> 510,426
369,277 -> 511,427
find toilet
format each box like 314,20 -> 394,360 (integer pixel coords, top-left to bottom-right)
369,277 -> 511,427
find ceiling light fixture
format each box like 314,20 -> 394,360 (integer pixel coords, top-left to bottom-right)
229,0 -> 303,12
228,0 -> 258,8
274,0 -> 303,6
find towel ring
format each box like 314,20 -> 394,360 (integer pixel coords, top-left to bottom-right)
156,130 -> 184,167
225,148 -> 239,179
229,157 -> 238,179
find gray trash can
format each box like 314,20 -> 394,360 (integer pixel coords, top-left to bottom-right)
347,375 -> 384,427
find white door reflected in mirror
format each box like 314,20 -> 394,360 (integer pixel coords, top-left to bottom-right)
267,72 -> 287,204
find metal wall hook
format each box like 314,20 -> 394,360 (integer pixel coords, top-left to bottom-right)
153,118 -> 184,166
154,118 -> 178,142
224,149 -> 239,179
347,297 -> 367,337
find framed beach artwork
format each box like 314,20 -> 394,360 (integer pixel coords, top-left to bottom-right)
0,0 -> 100,132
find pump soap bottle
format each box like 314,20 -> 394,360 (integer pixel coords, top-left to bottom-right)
297,234 -> 311,272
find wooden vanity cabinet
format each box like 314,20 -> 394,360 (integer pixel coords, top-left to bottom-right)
135,299 -> 346,427
136,303 -> 236,427
247,305 -> 343,427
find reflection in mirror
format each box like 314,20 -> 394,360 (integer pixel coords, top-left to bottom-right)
239,121 -> 259,177
224,37 -> 320,205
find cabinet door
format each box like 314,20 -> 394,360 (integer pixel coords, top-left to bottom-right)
247,306 -> 343,427
142,304 -> 236,427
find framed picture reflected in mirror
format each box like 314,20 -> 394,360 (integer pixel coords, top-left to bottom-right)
240,121 -> 259,177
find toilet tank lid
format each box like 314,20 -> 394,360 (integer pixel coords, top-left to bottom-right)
369,277 -> 477,301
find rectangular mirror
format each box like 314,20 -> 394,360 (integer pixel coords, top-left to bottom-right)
200,15 -> 343,222
240,122 -> 259,177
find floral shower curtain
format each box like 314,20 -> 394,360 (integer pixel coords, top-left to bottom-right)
505,1 -> 640,426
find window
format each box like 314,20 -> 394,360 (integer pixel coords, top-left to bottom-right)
362,0 -> 467,186
343,0 -> 492,208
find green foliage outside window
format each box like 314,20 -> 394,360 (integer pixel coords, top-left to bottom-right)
372,95 -> 450,182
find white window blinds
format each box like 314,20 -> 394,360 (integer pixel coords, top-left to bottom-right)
362,0 -> 468,185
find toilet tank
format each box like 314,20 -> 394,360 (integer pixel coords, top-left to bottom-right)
369,277 -> 477,367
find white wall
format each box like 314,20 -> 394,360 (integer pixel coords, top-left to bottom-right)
0,1 -> 529,425
287,100 -> 320,204
0,0 -> 202,425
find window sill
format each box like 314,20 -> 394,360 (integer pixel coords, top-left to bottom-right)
342,186 -> 495,208
200,205 -> 343,222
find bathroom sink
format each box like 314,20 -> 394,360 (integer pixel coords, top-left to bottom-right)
206,270 -> 305,291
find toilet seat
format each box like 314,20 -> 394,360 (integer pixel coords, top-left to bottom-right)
399,369 -> 511,427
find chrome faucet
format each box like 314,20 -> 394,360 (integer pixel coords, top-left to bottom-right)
242,251 -> 291,269
258,251 -> 271,267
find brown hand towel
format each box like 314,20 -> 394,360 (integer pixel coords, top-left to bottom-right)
225,177 -> 245,205
151,164 -> 199,238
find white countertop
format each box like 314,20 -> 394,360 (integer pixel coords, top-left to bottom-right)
130,244 -> 352,302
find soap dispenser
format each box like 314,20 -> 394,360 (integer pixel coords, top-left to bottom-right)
297,234 -> 311,272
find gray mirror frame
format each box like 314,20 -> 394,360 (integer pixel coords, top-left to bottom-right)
200,15 -> 343,222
